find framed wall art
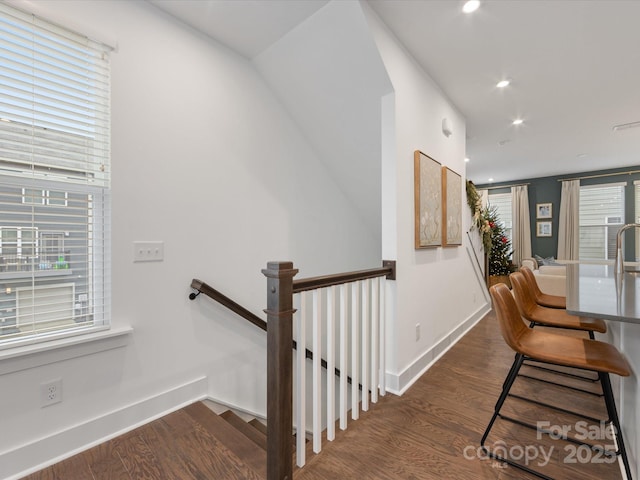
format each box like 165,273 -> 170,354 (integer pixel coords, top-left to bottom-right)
442,166 -> 462,246
414,150 -> 442,248
536,221 -> 552,237
536,203 -> 552,219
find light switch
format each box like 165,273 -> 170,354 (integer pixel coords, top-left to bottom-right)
133,241 -> 164,262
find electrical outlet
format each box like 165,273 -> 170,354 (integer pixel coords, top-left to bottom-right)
415,323 -> 421,341
133,241 -> 164,262
40,379 -> 62,407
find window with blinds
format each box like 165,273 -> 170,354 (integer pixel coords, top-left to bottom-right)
579,183 -> 625,260
487,192 -> 513,246
0,3 -> 111,349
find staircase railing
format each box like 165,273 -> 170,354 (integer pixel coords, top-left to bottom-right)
189,260 -> 396,480
264,260 -> 395,479
190,279 -> 353,385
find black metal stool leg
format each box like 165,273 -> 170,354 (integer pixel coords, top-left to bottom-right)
503,352 -> 520,389
600,373 -> 633,480
481,353 -> 524,448
481,354 -> 556,480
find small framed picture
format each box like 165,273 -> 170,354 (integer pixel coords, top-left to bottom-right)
536,203 -> 552,219
537,221 -> 552,237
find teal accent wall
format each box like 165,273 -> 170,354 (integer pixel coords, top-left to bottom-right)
476,165 -> 640,261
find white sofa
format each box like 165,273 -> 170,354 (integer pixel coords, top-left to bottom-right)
520,258 -> 567,297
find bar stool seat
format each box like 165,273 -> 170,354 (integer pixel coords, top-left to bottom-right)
485,283 -> 633,479
520,266 -> 566,309
514,325 -> 629,376
510,271 -> 606,337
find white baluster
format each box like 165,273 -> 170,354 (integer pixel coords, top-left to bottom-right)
379,276 -> 386,396
326,285 -> 336,441
312,288 -> 322,453
371,276 -> 379,404
295,292 -> 306,467
361,279 -> 369,412
351,281 -> 360,420
339,283 -> 348,430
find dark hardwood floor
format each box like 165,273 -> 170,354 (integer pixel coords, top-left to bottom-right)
22,311 -> 624,480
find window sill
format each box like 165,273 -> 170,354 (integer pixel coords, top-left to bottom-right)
0,325 -> 133,375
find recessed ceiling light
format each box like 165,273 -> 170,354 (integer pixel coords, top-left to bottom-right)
488,178 -> 494,182
577,153 -> 588,158
464,157 -> 470,163
512,119 -> 524,125
462,0 -> 480,14
496,80 -> 510,88
0,118 -> 10,122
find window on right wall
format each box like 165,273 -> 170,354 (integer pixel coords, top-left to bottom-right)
578,183 -> 625,260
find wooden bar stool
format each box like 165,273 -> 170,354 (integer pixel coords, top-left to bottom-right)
510,271 -> 606,340
485,283 -> 633,480
520,266 -> 566,309
511,270 -> 603,400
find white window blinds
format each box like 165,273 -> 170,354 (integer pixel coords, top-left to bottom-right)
0,3 -> 111,349
579,183 -> 625,260
487,192 -> 513,244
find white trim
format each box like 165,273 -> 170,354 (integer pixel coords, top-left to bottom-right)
203,394 -> 267,422
384,303 -> 491,395
0,325 -> 132,375
1,376 -> 207,480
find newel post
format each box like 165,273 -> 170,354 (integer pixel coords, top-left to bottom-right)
262,261 -> 298,480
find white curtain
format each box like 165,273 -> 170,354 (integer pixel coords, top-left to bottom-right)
480,189 -> 489,208
557,179 -> 580,260
511,185 -> 532,266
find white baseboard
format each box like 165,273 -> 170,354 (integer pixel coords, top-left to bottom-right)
385,303 -> 491,395
2,376 -> 208,480
203,395 -> 266,421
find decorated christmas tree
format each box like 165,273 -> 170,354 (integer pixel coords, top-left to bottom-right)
483,205 -> 513,276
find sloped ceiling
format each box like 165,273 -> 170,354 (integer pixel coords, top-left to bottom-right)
150,0 -> 640,186
252,1 -> 392,236
151,0 -> 393,237
148,0 -> 329,58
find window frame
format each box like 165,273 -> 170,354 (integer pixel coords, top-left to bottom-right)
0,3 -> 111,351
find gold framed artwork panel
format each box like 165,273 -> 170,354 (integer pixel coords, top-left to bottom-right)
442,166 -> 462,246
414,150 -> 442,248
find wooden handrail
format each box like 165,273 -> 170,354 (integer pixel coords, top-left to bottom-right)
189,278 -> 353,385
293,260 -> 395,293
190,279 -> 267,331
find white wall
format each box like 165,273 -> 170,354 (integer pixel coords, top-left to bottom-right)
0,1 -> 380,478
253,0 -> 393,241
362,3 -> 490,393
